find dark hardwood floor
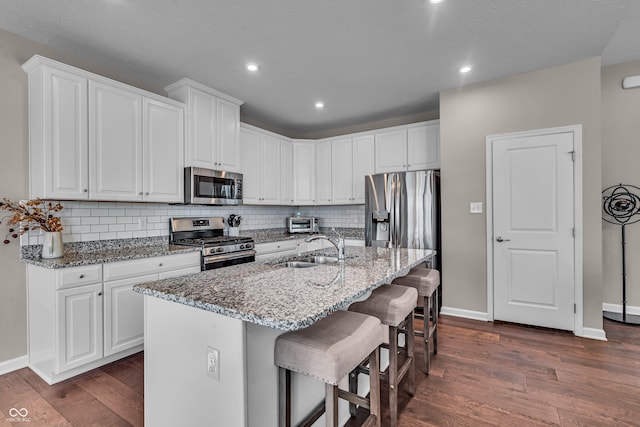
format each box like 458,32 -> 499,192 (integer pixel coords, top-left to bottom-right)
1,316 -> 639,426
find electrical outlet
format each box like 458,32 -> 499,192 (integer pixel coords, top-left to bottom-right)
138,217 -> 147,230
470,202 -> 483,214
207,346 -> 220,380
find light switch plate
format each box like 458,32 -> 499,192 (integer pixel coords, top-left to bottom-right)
470,202 -> 483,214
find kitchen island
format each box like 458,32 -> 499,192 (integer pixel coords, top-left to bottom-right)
134,245 -> 434,427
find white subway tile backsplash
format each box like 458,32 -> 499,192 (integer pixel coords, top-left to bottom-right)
20,201 -> 364,245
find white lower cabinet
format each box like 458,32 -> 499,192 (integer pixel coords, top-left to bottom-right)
56,282 -> 104,372
27,251 -> 200,384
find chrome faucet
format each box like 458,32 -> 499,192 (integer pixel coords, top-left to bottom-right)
305,228 -> 345,261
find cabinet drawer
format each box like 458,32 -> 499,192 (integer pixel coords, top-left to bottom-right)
56,265 -> 103,290
104,252 -> 200,281
255,239 -> 300,255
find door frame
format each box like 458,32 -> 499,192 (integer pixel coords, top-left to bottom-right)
485,125 -> 583,335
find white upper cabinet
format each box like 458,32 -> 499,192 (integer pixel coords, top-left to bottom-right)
374,120 -> 440,173
89,81 -> 143,201
23,55 -> 185,203
293,141 -> 316,205
24,61 -> 89,200
374,128 -> 408,173
239,126 -> 280,205
331,134 -> 374,205
280,139 -> 294,205
315,140 -> 332,205
166,78 -> 243,172
142,98 -> 185,202
407,122 -> 440,170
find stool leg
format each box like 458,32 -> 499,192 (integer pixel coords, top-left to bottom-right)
369,348 -> 381,427
279,368 -> 292,427
348,371 -> 358,416
389,325 -> 399,427
433,287 -> 438,355
407,312 -> 415,396
424,295 -> 431,374
325,383 -> 339,427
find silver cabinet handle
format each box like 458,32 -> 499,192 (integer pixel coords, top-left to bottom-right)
79,274 -> 85,279
83,188 -> 88,192
495,236 -> 511,242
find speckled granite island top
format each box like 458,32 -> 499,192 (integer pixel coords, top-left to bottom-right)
134,246 -> 434,331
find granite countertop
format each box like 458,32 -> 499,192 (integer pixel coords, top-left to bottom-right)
243,227 -> 364,244
134,246 -> 434,331
20,236 -> 200,269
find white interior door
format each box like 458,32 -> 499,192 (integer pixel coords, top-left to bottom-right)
492,130 -> 575,331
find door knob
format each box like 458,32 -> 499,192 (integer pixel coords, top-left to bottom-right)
495,236 -> 511,242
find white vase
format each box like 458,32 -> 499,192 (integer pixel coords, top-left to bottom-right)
228,227 -> 240,237
41,231 -> 64,259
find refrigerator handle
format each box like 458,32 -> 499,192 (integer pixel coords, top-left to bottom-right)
389,173 -> 395,248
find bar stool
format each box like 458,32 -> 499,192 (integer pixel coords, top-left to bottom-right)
275,310 -> 383,427
392,267 -> 440,374
348,284 -> 418,427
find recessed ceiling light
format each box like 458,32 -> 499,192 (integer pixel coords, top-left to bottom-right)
429,0 -> 443,4
246,63 -> 259,72
460,65 -> 472,73
315,101 -> 324,109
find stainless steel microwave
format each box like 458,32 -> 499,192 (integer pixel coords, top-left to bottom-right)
184,167 -> 243,205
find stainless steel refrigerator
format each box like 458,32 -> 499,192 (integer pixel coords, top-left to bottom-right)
365,170 -> 440,269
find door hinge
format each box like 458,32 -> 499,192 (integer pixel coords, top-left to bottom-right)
572,227 -> 576,238
574,303 -> 577,314
569,150 -> 576,161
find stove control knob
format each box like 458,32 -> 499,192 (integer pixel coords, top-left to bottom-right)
216,247 -> 224,253
239,244 -> 245,249
245,243 -> 253,249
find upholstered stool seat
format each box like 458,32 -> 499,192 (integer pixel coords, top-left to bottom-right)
275,310 -> 383,427
348,285 -> 418,427
392,267 -> 440,374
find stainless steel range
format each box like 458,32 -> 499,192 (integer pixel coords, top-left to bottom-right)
170,217 -> 255,271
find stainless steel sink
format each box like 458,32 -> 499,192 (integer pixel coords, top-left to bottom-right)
277,255 -> 340,268
296,255 -> 339,264
278,261 -> 317,268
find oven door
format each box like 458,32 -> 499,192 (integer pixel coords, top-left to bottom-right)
186,167 -> 243,205
202,250 -> 256,270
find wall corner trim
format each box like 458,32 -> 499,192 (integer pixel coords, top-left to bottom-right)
0,354 -> 28,376
578,328 -> 607,341
440,306 -> 489,321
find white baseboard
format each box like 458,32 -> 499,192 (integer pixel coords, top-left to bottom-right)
602,302 -> 640,316
0,355 -> 28,376
440,306 -> 489,321
579,327 -> 607,341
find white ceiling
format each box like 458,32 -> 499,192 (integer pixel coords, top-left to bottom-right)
0,0 -> 638,137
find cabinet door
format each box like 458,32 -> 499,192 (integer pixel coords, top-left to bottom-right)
238,128 -> 260,204
352,135 -> 375,203
374,129 -> 407,173
216,97 -> 240,172
56,283 -> 103,373
104,275 -> 152,356
187,87 -> 216,169
89,81 -> 143,201
331,137 -> 353,204
407,123 -> 440,170
260,134 -> 281,204
143,98 -> 184,203
280,140 -> 294,205
315,140 -> 332,205
293,142 -> 316,205
39,67 -> 89,199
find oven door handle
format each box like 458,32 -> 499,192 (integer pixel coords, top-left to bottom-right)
203,250 -> 256,264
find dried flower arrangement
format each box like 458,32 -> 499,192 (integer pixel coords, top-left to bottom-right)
0,198 -> 64,244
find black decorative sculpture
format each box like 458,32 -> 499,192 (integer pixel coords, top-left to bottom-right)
602,183 -> 640,324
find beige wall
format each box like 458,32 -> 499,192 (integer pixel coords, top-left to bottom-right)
0,29 -> 164,364
440,57 -> 603,330
602,60 -> 640,309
